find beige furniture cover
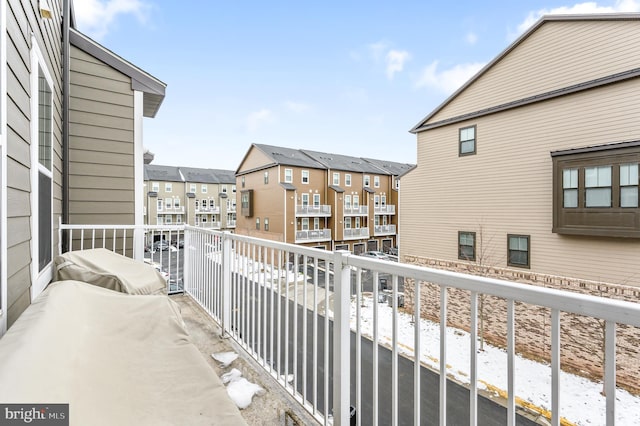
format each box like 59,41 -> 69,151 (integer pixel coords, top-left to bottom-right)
0,281 -> 247,426
54,248 -> 167,295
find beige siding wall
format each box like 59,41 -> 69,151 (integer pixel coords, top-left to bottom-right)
69,46 -> 134,225
237,147 -> 273,173
401,78 -> 640,287
236,166 -> 285,241
431,20 -> 640,123
5,0 -> 64,326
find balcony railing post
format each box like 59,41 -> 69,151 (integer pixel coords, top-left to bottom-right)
133,225 -> 144,261
183,227 -> 191,294
333,250 -> 351,425
221,231 -> 233,337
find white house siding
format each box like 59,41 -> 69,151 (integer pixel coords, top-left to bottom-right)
429,19 -> 640,124
401,77 -> 640,288
68,46 -> 135,225
5,0 -> 63,326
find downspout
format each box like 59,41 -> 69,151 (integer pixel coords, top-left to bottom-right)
61,0 -> 70,250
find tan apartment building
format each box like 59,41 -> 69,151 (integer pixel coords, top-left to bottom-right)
144,165 -> 236,230
399,14 -> 640,389
1,1 -> 165,331
236,144 -> 413,252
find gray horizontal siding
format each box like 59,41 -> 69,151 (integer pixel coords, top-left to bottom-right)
69,44 -> 135,226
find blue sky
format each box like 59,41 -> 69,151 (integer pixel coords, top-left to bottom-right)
74,0 -> 639,170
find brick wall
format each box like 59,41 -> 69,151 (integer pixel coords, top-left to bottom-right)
403,255 -> 640,394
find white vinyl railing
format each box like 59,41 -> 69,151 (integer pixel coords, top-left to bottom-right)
58,223 -> 640,426
58,221 -> 186,294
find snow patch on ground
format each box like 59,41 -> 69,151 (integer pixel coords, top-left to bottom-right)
350,295 -> 640,425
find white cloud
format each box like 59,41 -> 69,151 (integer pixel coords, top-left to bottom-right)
385,50 -> 411,80
516,0 -> 640,35
246,109 -> 274,132
367,41 -> 389,62
284,101 -> 311,113
74,0 -> 151,40
466,32 -> 478,45
416,61 -> 486,94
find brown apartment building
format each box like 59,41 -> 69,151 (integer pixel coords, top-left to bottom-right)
399,14 -> 640,389
235,144 -> 414,252
144,165 -> 237,230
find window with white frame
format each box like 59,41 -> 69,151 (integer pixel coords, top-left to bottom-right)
344,195 -> 351,209
209,199 -> 215,208
284,168 -> 293,183
202,184 -> 207,193
374,176 -> 380,188
381,195 -> 386,206
301,193 -> 309,207
158,216 -> 164,225
364,175 -> 370,187
374,195 -> 380,207
189,183 -> 196,193
256,217 -> 260,230
222,185 -> 228,193
232,185 -> 236,193
176,216 -> 182,224
355,217 -> 361,228
313,194 -> 320,207
157,199 -> 163,211
152,182 -> 160,192
165,183 -> 172,192
563,168 -> 578,208
32,55 -> 54,294
353,195 -> 359,208
264,218 -> 269,231
174,197 -> 180,208
333,172 -> 340,186
374,216 -> 380,226
302,170 -> 309,184
345,174 -> 351,187
165,216 -> 172,224
195,199 -> 199,209
344,217 -> 352,229
264,171 -> 269,184
301,218 -> 309,230
314,218 -> 320,230
165,198 -> 172,209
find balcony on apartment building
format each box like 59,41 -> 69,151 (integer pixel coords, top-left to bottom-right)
373,204 -> 396,215
295,228 -> 331,243
195,205 -> 221,214
197,221 -> 221,229
343,205 -> 368,216
53,222 -> 640,426
295,204 -> 332,217
159,206 -> 185,214
226,219 -> 236,228
373,224 -> 396,236
343,227 -> 370,240
227,204 -> 237,213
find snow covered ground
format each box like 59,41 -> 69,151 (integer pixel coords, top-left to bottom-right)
350,295 -> 640,426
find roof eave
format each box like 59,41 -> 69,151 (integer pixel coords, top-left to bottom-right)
69,28 -> 166,118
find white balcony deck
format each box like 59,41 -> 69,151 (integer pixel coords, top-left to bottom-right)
373,224 -> 396,236
343,227 -> 370,240
296,205 -> 332,217
57,222 -> 640,426
295,229 -> 331,243
196,206 -> 221,214
343,205 -> 368,216
373,204 -> 396,215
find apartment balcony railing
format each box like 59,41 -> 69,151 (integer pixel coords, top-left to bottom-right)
343,205 -> 368,216
57,222 -> 640,426
373,224 -> 396,236
296,205 -> 332,217
160,206 -> 185,214
196,206 -> 221,214
197,221 -> 221,229
226,219 -> 237,228
373,204 -> 396,215
343,227 -> 370,240
227,205 -> 237,213
295,228 -> 331,243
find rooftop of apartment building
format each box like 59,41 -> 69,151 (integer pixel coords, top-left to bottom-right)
241,143 -> 415,176
144,164 -> 236,184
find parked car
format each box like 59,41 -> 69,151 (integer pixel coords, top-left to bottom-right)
152,240 -> 170,251
360,251 -> 390,260
387,247 -> 398,256
171,239 -> 184,249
